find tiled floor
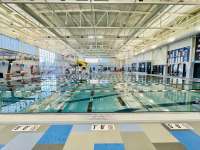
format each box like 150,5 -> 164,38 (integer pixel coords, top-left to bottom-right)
0,122 -> 199,150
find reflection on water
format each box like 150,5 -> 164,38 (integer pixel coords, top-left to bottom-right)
0,73 -> 200,113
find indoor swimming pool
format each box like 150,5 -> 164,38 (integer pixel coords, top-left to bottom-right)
0,73 -> 200,113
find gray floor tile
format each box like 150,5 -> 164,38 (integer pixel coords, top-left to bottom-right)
63,131 -> 123,150
32,144 -> 64,150
153,143 -> 187,150
2,133 -> 43,150
140,123 -> 178,143
119,123 -> 143,132
188,122 -> 200,135
36,125 -> 49,133
120,132 -> 156,150
72,124 -> 91,133
0,125 -> 18,144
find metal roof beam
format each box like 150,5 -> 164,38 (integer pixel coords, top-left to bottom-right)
1,0 -> 200,5
39,9 -> 150,15
38,9 -> 192,17
15,3 -> 75,50
118,5 -> 169,50
0,26 -> 184,30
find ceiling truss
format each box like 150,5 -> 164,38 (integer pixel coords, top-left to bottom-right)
0,1 -> 199,58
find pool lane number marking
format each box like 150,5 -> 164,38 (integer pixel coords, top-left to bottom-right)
91,124 -> 115,131
12,125 -> 40,132
164,123 -> 191,130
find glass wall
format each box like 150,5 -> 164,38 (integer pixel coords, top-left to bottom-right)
0,34 -> 37,55
39,48 -> 66,76
39,48 -> 56,75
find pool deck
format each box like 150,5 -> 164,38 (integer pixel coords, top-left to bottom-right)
0,115 -> 199,150
0,113 -> 199,123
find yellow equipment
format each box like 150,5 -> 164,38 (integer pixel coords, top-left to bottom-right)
76,59 -> 88,70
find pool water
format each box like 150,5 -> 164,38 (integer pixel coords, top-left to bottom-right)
0,73 -> 200,113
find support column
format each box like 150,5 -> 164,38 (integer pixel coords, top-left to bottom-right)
184,36 -> 196,90
163,45 -> 169,77
186,36 -> 196,79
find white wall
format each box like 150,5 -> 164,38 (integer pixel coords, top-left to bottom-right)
130,37 -> 194,77
132,51 -> 152,63
152,46 -> 167,65
169,37 -> 192,50
131,37 -> 193,65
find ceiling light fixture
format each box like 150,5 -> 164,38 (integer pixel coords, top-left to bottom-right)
97,36 -> 103,39
88,36 -> 94,39
142,49 -> 146,53
196,26 -> 200,32
151,45 -> 157,49
168,37 -> 176,43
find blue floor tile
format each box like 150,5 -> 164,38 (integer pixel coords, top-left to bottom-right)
94,143 -> 125,150
0,144 -> 4,149
37,124 -> 72,144
171,130 -> 200,150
